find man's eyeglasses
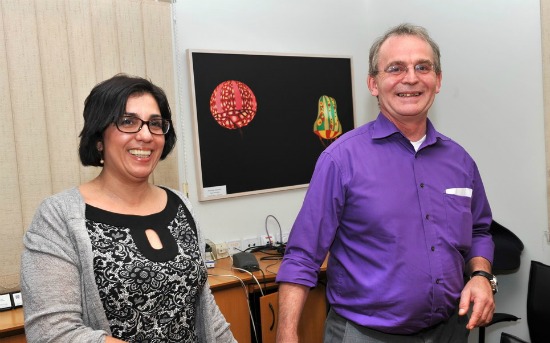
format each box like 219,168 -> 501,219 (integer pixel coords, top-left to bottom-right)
115,114 -> 170,135
383,62 -> 434,76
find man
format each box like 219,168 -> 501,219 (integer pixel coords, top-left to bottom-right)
275,23 -> 496,343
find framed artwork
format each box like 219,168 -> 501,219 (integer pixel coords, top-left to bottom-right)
0,293 -> 11,311
188,50 -> 355,201
11,291 -> 22,308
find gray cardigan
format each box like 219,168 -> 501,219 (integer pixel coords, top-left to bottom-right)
21,187 -> 236,343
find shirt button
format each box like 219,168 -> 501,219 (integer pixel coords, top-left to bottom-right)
436,279 -> 441,284
425,214 -> 430,220
420,183 -> 425,188
431,246 -> 435,251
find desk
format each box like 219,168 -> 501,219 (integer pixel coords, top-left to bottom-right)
0,308 -> 25,342
209,251 -> 327,343
0,252 -> 327,343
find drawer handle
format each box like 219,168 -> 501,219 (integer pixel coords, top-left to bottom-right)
269,302 -> 275,331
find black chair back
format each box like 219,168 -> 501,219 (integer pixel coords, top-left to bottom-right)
478,220 -> 523,343
527,260 -> 550,343
490,220 -> 524,273
500,332 -> 528,343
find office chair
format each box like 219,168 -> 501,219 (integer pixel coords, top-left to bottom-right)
526,260 -> 550,343
500,332 -> 528,343
490,221 -> 524,274
478,220 -> 524,343
499,260 -> 550,343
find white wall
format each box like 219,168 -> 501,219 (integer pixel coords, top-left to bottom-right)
173,1 -> 549,342
173,0 -> 374,241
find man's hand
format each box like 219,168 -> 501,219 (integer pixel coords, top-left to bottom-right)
458,275 -> 495,329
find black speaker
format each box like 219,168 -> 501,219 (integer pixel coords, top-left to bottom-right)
232,252 -> 260,272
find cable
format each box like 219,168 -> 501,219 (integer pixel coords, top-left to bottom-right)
265,214 -> 283,247
253,267 -> 267,291
208,273 -> 259,343
259,249 -> 283,257
208,273 -> 247,291
263,260 -> 282,276
231,267 -> 265,297
244,244 -> 280,254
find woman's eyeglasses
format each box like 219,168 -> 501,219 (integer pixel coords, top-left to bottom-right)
115,114 -> 170,135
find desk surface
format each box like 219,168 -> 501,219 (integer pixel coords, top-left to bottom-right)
208,250 -> 328,290
208,251 -> 284,289
0,308 -> 23,335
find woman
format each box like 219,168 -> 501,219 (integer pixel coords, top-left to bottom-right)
21,74 -> 236,343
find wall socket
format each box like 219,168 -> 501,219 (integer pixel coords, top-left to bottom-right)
213,242 -> 229,259
260,234 -> 274,246
226,240 -> 242,255
242,236 -> 261,250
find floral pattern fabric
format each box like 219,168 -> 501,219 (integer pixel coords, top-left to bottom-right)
85,190 -> 206,343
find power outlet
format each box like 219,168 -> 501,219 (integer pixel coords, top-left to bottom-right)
260,234 -> 274,246
242,236 -> 261,250
226,240 -> 242,255
213,242 -> 229,259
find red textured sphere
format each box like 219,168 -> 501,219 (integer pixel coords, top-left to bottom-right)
210,80 -> 257,130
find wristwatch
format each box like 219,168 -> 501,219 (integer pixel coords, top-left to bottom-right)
470,270 -> 498,294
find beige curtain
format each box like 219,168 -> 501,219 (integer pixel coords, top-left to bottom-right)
0,0 -> 178,293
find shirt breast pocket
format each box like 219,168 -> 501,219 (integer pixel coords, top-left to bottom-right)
444,194 -> 473,250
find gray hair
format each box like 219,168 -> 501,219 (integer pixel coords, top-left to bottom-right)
369,23 -> 442,76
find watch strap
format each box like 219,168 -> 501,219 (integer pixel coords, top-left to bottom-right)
470,270 -> 493,279
470,270 -> 498,294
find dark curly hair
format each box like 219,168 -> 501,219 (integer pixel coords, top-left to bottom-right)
78,73 -> 177,166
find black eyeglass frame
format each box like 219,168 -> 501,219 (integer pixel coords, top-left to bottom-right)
114,114 -> 171,135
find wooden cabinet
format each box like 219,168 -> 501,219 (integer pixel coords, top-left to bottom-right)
0,253 -> 327,343
212,285 -> 252,343
0,308 -> 25,343
0,336 -> 25,343
209,252 -> 327,343
259,285 -> 326,343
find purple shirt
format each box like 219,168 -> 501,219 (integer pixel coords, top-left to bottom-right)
276,114 -> 493,334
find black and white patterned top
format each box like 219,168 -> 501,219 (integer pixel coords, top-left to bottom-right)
85,188 -> 207,343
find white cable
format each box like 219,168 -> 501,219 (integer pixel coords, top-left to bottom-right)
208,274 -> 247,295
231,267 -> 265,297
208,273 -> 259,343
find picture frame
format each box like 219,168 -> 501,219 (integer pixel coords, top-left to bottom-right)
188,50 -> 355,201
11,291 -> 22,308
0,293 -> 11,311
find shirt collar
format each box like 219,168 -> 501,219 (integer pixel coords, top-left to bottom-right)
372,112 -> 450,146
